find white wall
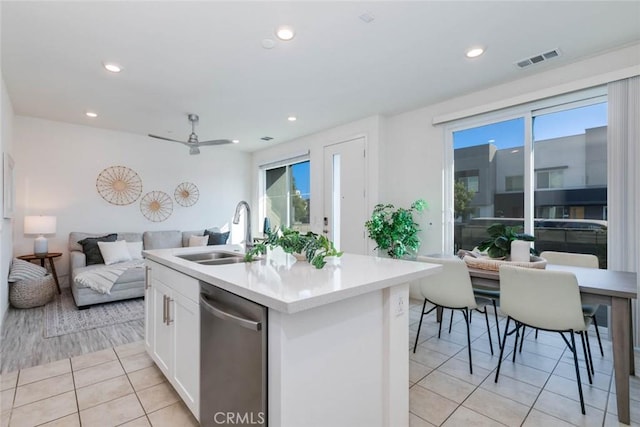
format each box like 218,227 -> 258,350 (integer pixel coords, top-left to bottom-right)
380,43 -> 640,256
13,116 -> 251,284
249,44 -> 640,260
251,115 -> 382,255
382,105 -> 445,255
1,74 -> 15,331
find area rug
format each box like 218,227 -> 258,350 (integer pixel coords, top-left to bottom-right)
44,288 -> 144,338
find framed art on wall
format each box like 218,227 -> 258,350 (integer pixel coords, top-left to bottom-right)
3,153 -> 14,219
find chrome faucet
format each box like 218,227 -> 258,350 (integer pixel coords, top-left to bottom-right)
233,201 -> 253,250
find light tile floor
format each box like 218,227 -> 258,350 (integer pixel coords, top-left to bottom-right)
0,341 -> 197,427
1,302 -> 638,426
409,298 -> 640,427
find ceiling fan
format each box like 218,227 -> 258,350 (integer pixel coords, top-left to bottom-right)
148,114 -> 232,155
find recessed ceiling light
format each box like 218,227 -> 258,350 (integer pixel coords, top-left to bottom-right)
85,111 -> 98,118
275,25 -> 295,41
103,62 -> 122,73
359,13 -> 375,23
287,116 -> 297,122
261,39 -> 276,49
466,47 -> 485,58
232,139 -> 240,144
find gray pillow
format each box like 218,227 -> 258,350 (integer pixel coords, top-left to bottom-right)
203,229 -> 230,245
78,233 -> 118,265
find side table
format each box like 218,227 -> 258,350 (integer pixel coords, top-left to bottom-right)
17,252 -> 62,294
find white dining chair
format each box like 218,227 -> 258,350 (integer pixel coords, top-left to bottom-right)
495,265 -> 592,414
540,251 -> 603,357
412,256 -> 496,374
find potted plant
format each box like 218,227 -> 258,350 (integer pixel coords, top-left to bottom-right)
364,199 -> 427,259
244,227 -> 343,269
476,223 -> 536,259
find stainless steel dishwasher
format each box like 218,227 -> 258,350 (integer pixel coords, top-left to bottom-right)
200,282 -> 267,427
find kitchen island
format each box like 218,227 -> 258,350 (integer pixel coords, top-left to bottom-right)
143,245 -> 441,427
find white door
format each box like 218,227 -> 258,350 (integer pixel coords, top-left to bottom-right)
172,292 -> 200,418
144,264 -> 154,352
152,280 -> 172,374
324,137 -> 367,254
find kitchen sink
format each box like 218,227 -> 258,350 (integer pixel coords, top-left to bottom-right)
176,250 -> 246,265
198,257 -> 247,266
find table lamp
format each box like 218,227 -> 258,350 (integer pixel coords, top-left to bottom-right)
24,215 -> 57,255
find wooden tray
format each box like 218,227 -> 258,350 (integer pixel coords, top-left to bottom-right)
462,254 -> 547,271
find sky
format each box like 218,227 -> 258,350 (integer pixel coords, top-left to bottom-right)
291,161 -> 310,198
454,102 -> 607,149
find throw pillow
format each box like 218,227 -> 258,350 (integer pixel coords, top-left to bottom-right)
98,240 -> 133,265
126,241 -> 144,260
8,258 -> 48,283
203,229 -> 230,245
78,233 -> 118,265
189,235 -> 209,247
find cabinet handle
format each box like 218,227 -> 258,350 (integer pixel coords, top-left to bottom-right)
166,298 -> 174,325
162,295 -> 167,324
145,266 -> 151,290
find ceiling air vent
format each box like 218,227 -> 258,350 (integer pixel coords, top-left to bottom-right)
261,136 -> 274,141
515,48 -> 561,69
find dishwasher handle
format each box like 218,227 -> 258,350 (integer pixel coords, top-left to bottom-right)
200,294 -> 262,331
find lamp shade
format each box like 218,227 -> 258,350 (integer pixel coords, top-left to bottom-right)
24,216 -> 57,235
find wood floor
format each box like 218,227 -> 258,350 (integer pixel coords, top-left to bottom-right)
0,301 -> 144,374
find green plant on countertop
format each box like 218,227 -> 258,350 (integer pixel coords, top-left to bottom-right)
244,227 -> 343,269
476,223 -> 536,259
364,199 -> 427,259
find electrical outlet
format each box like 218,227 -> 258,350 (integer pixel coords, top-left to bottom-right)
395,294 -> 405,317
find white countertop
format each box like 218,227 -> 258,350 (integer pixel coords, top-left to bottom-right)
143,245 -> 441,314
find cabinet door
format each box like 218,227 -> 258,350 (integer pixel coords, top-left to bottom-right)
171,292 -> 200,419
152,280 -> 173,374
144,264 -> 154,352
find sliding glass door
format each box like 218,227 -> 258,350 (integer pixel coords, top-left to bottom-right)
450,93 -> 608,267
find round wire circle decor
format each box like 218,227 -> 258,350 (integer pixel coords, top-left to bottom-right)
140,191 -> 173,222
96,166 -> 143,206
174,182 -> 199,207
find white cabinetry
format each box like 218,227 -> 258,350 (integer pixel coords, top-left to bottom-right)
145,260 -> 200,419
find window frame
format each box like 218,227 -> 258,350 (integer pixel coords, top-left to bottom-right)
443,87 -> 607,254
259,153 -> 310,233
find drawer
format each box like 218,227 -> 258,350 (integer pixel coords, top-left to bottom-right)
147,260 -> 199,302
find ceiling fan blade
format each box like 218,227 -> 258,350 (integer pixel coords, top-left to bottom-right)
197,139 -> 233,146
148,134 -> 187,144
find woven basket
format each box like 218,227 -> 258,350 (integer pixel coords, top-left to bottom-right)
9,274 -> 56,309
463,255 -> 547,272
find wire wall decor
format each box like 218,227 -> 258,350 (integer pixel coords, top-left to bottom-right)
96,166 -> 143,205
140,191 -> 173,222
174,182 -> 199,207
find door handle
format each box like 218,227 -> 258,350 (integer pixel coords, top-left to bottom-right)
199,294 -> 261,331
162,295 -> 167,324
145,266 -> 151,290
166,297 -> 174,325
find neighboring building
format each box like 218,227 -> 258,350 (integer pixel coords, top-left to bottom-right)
455,126 -> 607,221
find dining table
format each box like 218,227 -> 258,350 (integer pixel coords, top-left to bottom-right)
467,264 -> 637,424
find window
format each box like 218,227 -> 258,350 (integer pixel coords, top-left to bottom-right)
505,175 -> 523,192
449,93 -> 608,268
456,172 -> 479,192
264,160 -> 310,232
452,118 -> 525,247
536,169 -> 564,189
